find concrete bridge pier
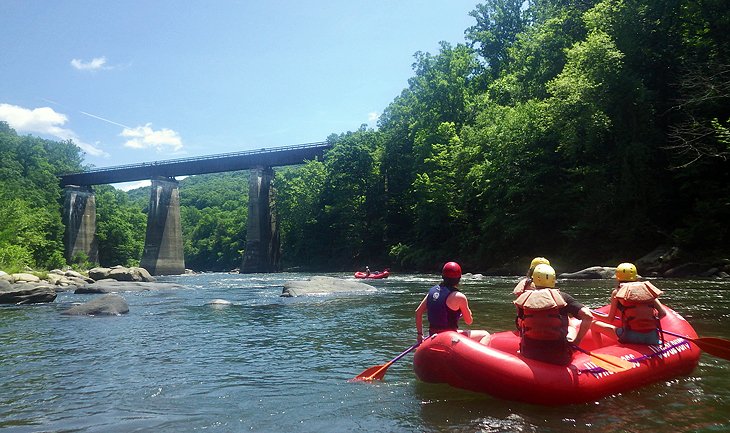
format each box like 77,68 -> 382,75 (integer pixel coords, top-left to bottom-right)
140,177 -> 185,275
241,166 -> 281,273
63,185 -> 99,264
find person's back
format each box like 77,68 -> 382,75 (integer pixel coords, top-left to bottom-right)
514,264 -> 593,365
415,262 -> 490,344
592,262 -> 667,345
613,263 -> 666,344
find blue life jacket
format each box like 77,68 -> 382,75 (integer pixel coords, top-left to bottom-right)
426,284 -> 460,334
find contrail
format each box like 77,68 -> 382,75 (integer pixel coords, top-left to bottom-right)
80,111 -> 131,129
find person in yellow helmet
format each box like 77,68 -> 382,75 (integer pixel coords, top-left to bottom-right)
592,263 -> 667,345
512,257 -> 551,296
513,264 -> 594,365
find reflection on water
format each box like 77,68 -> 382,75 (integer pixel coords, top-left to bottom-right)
0,273 -> 728,432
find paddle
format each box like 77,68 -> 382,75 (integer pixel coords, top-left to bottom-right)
352,342 -> 420,382
591,309 -> 730,361
571,344 -> 634,372
660,329 -> 730,361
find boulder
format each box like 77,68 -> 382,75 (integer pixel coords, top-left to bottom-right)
10,273 -> 41,283
88,267 -> 112,280
559,266 -> 617,280
107,266 -> 156,282
282,276 -> 376,297
0,282 -> 57,304
62,294 -> 129,316
663,263 -> 707,278
75,280 -> 184,294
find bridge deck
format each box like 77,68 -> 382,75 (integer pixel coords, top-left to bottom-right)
60,142 -> 330,186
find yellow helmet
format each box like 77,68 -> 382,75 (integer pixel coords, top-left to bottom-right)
532,264 -> 556,288
530,257 -> 550,270
615,262 -> 638,282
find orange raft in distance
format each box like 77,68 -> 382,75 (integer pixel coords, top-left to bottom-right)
354,269 -> 390,279
413,305 -> 701,405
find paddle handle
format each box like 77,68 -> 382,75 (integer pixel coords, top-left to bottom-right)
660,329 -> 695,342
390,342 -> 420,364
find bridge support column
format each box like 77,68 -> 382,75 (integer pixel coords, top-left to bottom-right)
241,166 -> 280,273
63,185 -> 99,264
140,177 -> 185,275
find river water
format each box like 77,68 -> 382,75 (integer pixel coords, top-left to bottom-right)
1,272 -> 729,432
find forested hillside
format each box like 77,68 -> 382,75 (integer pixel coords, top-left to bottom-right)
1,0 -> 728,274
275,0 -> 730,271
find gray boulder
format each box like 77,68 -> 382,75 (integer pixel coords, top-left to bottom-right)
9,273 -> 41,283
88,266 -> 156,282
559,266 -> 617,279
75,280 -> 184,294
0,282 -> 57,304
282,276 -> 376,297
62,294 -> 129,316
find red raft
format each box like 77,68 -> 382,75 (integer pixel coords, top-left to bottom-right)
354,270 -> 389,279
413,305 -> 701,405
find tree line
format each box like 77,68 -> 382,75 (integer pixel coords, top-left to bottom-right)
1,0 -> 728,274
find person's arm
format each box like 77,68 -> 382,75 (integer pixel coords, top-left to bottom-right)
603,295 -> 619,324
450,292 -> 473,325
654,299 -> 667,319
512,278 -> 527,296
415,295 -> 428,343
570,307 -> 594,345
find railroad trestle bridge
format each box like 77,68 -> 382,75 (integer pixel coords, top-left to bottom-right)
60,142 -> 330,275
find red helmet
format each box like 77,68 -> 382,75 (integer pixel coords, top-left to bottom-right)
442,262 -> 462,279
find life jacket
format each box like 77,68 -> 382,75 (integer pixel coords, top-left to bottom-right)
426,285 -> 460,333
615,281 -> 663,332
514,288 -> 568,341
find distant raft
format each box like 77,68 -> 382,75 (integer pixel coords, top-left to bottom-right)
354,270 -> 390,279
413,305 -> 701,405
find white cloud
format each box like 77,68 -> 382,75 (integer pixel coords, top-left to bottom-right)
121,123 -> 183,152
0,103 -> 108,157
368,112 -> 380,124
70,57 -> 108,71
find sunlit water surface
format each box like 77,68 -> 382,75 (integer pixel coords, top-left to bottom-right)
1,272 -> 729,432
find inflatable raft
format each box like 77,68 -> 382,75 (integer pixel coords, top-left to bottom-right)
354,270 -> 389,279
413,305 -> 701,405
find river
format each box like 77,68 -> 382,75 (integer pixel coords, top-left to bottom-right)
1,272 -> 728,432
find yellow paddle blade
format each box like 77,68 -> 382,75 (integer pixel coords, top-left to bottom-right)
588,353 -> 634,372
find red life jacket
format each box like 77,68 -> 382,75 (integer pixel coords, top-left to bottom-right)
514,288 -> 568,341
616,281 -> 663,332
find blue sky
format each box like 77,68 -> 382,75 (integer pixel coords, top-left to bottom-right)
0,1 -> 478,187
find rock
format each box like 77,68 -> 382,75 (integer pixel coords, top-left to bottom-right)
559,266 -> 617,279
636,246 -> 681,273
62,294 -> 129,316
64,270 -> 94,283
88,266 -> 156,282
131,267 -> 155,282
663,263 -> 707,278
282,276 -> 375,297
10,273 -> 41,283
88,267 -> 112,280
0,282 -> 57,304
75,280 -> 184,294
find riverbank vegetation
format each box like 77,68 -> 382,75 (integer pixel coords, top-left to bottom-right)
1,0 -> 728,273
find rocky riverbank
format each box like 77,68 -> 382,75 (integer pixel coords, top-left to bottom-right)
0,266 -> 184,314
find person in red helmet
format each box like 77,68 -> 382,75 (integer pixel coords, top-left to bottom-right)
415,261 -> 490,344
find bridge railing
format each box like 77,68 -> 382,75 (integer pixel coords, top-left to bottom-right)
62,141 -> 329,176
